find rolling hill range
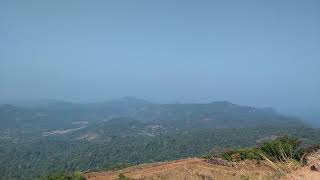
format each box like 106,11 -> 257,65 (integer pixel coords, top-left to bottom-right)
0,97 -> 307,130
0,98 -> 318,179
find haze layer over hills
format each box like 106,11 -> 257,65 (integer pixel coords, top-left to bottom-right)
1,98 -> 318,179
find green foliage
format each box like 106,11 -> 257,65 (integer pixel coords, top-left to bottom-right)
260,136 -> 300,161
2,127 -> 320,180
221,136 -> 302,162
0,100 -> 317,179
221,148 -> 262,161
38,171 -> 85,180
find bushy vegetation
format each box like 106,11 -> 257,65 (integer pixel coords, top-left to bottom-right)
37,171 -> 85,180
222,148 -> 263,161
2,127 -> 320,180
220,136 -> 302,162
260,136 -> 300,161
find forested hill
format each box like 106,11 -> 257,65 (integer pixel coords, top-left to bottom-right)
0,98 -> 307,130
0,98 -> 315,180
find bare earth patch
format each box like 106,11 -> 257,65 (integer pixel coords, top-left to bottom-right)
77,133 -> 98,141
43,126 -> 87,136
86,153 -> 320,180
282,150 -> 320,180
86,158 -> 276,180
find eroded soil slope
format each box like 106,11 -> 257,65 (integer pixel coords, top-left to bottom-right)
87,153 -> 320,180
86,158 -> 277,180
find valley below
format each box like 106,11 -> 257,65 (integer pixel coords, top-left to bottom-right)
0,98 -> 319,180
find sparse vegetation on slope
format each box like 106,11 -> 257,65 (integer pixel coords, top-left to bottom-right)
211,136 -> 319,176
220,136 -> 301,162
86,136 -> 320,180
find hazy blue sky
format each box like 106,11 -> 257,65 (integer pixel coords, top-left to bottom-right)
0,0 -> 319,120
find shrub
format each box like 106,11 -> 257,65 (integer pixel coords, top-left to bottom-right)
259,136 -> 300,161
221,148 -> 262,162
220,136 -> 301,162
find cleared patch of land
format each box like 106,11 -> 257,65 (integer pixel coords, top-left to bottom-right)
77,132 -> 98,141
43,126 -> 87,136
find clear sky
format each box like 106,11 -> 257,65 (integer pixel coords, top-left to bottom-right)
0,0 -> 319,121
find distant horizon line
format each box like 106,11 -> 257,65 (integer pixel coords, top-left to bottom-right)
0,96 -> 254,104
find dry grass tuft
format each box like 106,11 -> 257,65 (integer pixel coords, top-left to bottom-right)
259,143 -> 302,178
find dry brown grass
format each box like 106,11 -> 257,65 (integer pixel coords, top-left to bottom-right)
86,158 -> 277,180
86,143 -> 320,180
259,144 -> 302,178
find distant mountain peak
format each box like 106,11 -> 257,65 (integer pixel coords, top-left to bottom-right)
110,97 -> 151,104
209,101 -> 237,107
210,100 -> 233,104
